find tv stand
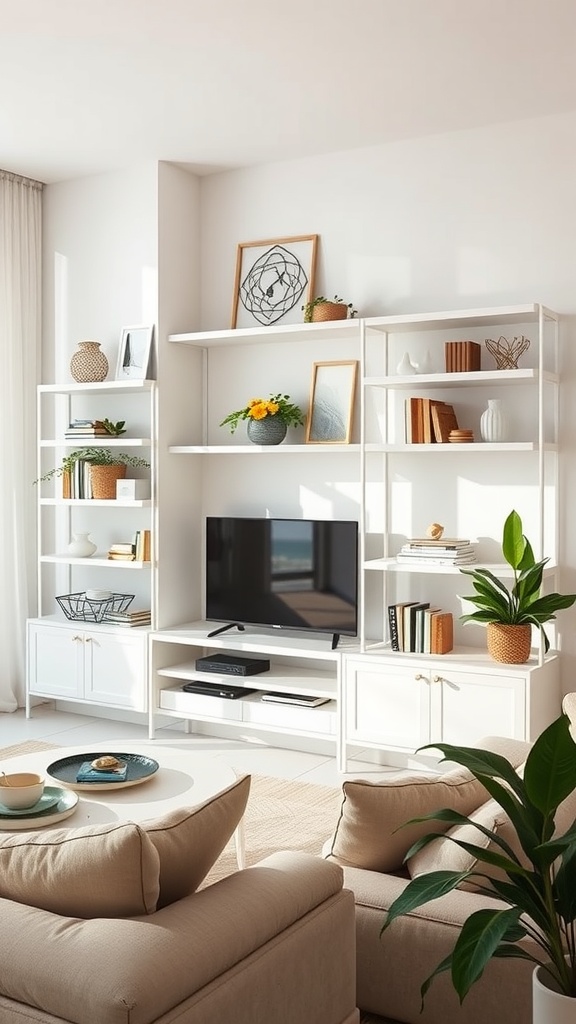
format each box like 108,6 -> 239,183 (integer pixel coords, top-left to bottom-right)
331,633 -> 340,650
206,622 -> 246,638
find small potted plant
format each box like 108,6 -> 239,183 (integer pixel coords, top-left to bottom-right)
381,713 -> 576,1021
302,295 -> 357,323
35,448 -> 150,500
459,509 -> 576,663
220,393 -> 304,445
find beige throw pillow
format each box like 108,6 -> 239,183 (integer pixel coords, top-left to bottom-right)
0,821 -> 160,917
143,773 -> 251,907
325,769 -> 490,873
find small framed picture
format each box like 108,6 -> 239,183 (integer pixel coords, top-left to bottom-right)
116,325 -> 154,380
306,360 -> 358,444
231,234 -> 318,329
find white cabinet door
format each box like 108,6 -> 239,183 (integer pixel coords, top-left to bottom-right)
346,658 -> 430,750
433,668 -> 526,746
28,622 -> 84,699
84,629 -> 147,710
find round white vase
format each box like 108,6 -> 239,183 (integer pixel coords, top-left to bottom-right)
67,532 -> 97,557
480,398 -> 508,442
533,964 -> 576,1024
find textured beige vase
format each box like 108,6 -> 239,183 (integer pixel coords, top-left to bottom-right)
90,464 -> 126,500
486,622 -> 532,664
70,341 -> 109,383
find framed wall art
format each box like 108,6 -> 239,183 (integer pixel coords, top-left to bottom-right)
231,234 -> 318,329
115,325 -> 154,381
305,360 -> 358,444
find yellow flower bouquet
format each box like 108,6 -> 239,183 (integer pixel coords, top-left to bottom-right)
220,393 -> 304,434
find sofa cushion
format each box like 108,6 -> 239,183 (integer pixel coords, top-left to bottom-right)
0,820 -> 160,917
408,785 -> 576,891
325,736 -> 531,873
142,772 -> 251,907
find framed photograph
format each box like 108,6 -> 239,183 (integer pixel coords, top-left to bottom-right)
231,234 -> 318,329
115,325 -> 154,380
306,360 -> 358,444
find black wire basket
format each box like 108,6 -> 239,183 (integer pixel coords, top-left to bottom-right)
56,592 -> 135,623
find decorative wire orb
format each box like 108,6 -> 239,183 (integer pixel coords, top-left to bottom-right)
484,335 -> 530,370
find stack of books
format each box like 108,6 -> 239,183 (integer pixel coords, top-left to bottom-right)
444,340 -> 481,372
396,538 -> 477,566
102,608 -> 152,628
63,460 -> 93,498
388,602 -> 453,654
64,419 -> 108,439
107,542 -> 135,561
133,530 -> 151,562
405,398 -> 461,444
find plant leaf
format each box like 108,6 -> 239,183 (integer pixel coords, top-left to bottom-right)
501,510 -> 526,570
450,907 -> 524,1000
523,714 -> 576,814
381,871 -> 469,932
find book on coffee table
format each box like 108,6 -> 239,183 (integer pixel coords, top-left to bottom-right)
76,761 -> 128,783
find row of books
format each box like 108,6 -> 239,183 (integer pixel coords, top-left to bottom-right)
102,608 -> 151,628
444,340 -> 481,373
107,530 -> 151,562
388,602 -> 454,654
405,398 -> 459,443
397,537 -> 477,566
62,460 -> 92,498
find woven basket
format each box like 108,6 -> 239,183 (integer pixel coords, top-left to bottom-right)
487,622 -> 532,664
90,464 -> 126,500
311,302 -> 349,323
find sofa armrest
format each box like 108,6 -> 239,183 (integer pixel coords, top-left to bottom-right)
0,852 -> 345,1024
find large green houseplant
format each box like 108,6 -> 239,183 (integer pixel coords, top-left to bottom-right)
459,510 -> 576,662
381,713 -> 576,1007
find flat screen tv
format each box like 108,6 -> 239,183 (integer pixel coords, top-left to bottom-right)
205,517 -> 358,646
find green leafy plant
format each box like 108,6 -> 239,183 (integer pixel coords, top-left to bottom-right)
99,418 -> 126,436
35,448 -> 149,484
459,509 -> 576,652
381,713 -> 576,1003
302,294 -> 358,322
219,393 -> 304,435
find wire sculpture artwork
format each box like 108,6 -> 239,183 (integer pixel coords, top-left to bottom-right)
231,235 -> 318,329
484,335 -> 530,370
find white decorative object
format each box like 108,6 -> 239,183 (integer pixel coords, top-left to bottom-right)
480,398 -> 508,442
67,532 -> 97,558
414,350 -> 433,374
116,478 -> 151,499
533,964 -> 576,1024
396,352 -> 417,375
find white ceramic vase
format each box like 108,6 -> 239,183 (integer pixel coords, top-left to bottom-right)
533,964 -> 576,1024
480,398 -> 508,442
396,351 -> 417,375
67,532 -> 97,557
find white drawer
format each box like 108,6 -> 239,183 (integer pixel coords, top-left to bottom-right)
243,698 -> 337,735
159,685 -> 244,721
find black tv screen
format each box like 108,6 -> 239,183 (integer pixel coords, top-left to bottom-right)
206,517 -> 358,638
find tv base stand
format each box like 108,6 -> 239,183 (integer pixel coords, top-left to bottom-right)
206,621 -> 245,638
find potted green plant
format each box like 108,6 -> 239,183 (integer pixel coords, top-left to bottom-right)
459,509 -> 576,663
35,448 -> 150,500
381,713 -> 576,1022
219,393 -> 304,445
302,295 -> 357,323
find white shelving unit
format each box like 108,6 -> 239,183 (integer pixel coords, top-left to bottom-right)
26,380 -> 157,716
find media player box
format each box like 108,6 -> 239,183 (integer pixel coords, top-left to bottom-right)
195,653 -> 271,676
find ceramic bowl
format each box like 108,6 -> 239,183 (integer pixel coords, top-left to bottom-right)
0,772 -> 45,809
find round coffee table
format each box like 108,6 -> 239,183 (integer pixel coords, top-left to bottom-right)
0,741 -> 246,867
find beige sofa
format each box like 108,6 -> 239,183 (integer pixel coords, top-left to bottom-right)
325,736 -> 538,1024
0,774 -> 359,1024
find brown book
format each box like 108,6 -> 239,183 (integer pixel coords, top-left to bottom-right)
431,612 -> 454,654
421,398 -> 433,444
431,402 -> 459,442
62,470 -> 71,499
464,341 -> 481,371
444,341 -> 454,373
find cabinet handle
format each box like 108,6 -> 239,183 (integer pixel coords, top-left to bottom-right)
433,675 -> 444,683
71,635 -> 82,642
414,673 -> 425,681
84,636 -> 93,643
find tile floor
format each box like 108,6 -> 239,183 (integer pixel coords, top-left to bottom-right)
0,702 -> 415,787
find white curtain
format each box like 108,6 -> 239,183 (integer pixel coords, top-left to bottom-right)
0,170 -> 42,711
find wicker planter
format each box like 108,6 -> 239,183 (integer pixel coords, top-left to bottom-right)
90,464 -> 127,500
487,622 -> 532,664
311,302 -> 349,323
